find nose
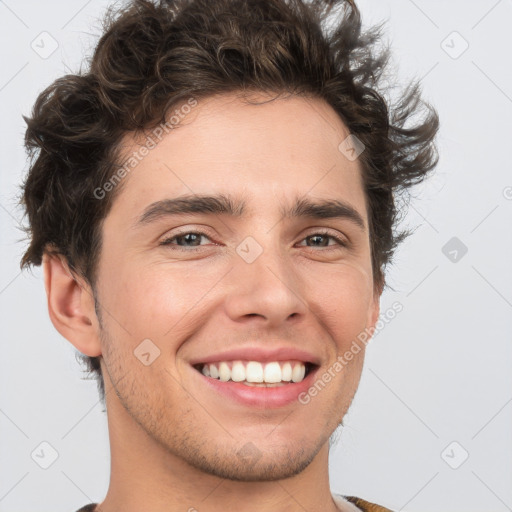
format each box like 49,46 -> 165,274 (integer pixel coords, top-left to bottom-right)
222,238 -> 309,328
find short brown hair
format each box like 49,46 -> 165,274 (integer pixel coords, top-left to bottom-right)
19,0 -> 439,406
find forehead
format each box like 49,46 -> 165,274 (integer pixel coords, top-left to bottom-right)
109,92 -> 366,225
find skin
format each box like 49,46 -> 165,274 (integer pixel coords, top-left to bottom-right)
44,92 -> 381,512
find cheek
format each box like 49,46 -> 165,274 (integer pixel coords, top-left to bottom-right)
305,261 -> 374,348
99,261 -> 222,348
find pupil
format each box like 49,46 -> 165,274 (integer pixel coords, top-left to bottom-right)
181,233 -> 199,246
310,235 -> 327,246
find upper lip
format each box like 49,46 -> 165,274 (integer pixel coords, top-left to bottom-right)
189,347 -> 321,366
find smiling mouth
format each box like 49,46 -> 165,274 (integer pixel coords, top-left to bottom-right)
192,360 -> 317,386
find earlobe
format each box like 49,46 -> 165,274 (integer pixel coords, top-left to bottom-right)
43,252 -> 102,357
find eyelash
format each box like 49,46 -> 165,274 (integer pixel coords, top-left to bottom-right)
159,230 -> 348,252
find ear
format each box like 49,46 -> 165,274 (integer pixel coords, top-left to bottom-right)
366,281 -> 382,333
43,251 -> 102,357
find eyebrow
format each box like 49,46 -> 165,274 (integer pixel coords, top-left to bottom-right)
134,193 -> 366,231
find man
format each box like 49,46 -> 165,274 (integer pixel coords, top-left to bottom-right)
19,0 -> 438,510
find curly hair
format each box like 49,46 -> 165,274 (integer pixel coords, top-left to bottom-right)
18,0 -> 439,406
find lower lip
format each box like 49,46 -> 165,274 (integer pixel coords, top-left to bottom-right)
192,365 -> 319,408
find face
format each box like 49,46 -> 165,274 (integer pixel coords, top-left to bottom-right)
94,92 -> 380,481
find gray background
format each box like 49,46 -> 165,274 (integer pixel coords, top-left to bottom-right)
1,1 -> 511,511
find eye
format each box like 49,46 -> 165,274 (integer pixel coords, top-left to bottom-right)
297,231 -> 347,250
159,231 -> 213,251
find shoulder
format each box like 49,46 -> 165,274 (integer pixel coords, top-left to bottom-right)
334,494 -> 395,512
74,504 -> 98,512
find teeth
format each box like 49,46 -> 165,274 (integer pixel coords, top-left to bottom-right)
199,360 -> 309,384
209,364 -> 219,379
246,361 -> 263,382
263,362 -> 281,383
231,361 -> 245,382
219,362 -> 230,382
292,363 -> 306,382
281,362 -> 292,382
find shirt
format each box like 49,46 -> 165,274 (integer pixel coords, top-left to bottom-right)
75,495 -> 394,511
